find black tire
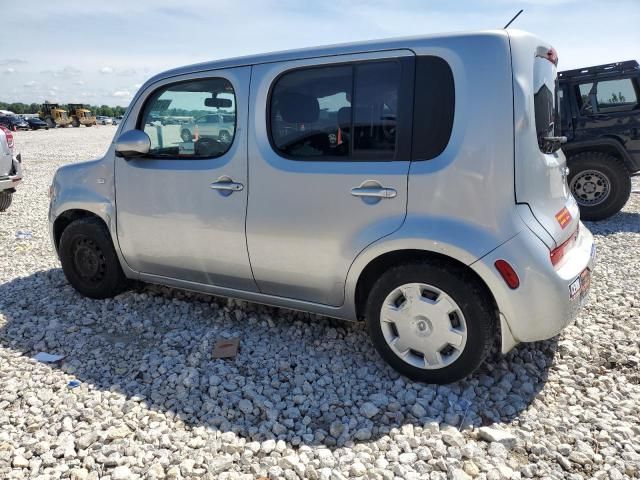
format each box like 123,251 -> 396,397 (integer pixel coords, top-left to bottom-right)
181,129 -> 193,142
59,217 -> 128,299
0,191 -> 13,212
365,260 -> 495,384
567,152 -> 631,221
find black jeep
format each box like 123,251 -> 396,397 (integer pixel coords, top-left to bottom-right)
559,60 -> 639,220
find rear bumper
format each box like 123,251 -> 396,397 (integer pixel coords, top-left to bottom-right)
471,223 -> 596,351
0,155 -> 23,192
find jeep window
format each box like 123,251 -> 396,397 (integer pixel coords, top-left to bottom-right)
140,77 -> 236,159
533,56 -> 560,153
578,83 -> 595,114
595,78 -> 638,112
269,61 -> 403,160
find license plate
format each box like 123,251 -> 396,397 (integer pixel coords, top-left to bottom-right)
569,268 -> 591,299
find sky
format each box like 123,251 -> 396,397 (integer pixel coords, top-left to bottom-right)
1,0 -> 638,107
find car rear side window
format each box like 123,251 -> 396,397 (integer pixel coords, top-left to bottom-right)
139,77 -> 236,159
269,60 -> 406,161
411,56 -> 455,160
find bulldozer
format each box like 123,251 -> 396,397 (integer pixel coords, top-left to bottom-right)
39,103 -> 71,128
67,104 -> 96,127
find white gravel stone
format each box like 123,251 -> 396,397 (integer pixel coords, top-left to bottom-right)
0,128 -> 638,480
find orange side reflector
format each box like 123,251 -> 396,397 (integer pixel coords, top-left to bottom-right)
555,207 -> 572,229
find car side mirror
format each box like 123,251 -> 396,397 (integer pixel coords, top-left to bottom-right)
115,129 -> 150,158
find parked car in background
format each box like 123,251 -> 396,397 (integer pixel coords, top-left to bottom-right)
96,116 -> 113,125
112,116 -> 124,126
180,113 -> 235,143
0,126 -> 23,212
559,60 -> 640,220
49,30 -> 596,384
0,115 -> 29,131
26,117 -> 49,130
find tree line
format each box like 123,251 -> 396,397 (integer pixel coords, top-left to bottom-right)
0,102 -> 128,117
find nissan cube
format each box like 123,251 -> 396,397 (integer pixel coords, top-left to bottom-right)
49,30 -> 596,383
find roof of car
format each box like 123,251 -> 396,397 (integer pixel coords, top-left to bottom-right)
144,29 -> 509,86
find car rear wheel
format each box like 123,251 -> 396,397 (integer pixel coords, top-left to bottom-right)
365,261 -> 495,384
0,192 -> 13,212
567,152 -> 631,221
59,217 -> 128,299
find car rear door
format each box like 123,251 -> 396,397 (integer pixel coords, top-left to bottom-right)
246,51 -> 414,306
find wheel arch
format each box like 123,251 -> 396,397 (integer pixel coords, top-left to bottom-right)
564,137 -> 637,172
352,248 -> 499,324
53,209 -> 108,252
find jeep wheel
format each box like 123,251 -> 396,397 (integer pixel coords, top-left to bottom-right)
365,261 -> 495,384
567,152 -> 631,221
59,217 -> 128,299
0,192 -> 13,212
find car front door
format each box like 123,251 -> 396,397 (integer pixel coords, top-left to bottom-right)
246,51 -> 414,306
115,67 -> 256,291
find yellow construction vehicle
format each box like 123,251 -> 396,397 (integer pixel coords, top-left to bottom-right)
39,103 -> 71,128
67,104 -> 96,127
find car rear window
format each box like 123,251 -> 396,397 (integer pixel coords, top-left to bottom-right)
533,55 -> 559,153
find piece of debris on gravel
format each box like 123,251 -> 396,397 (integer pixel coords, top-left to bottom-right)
1,128 -> 639,479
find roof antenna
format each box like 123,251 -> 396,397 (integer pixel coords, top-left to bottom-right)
504,9 -> 523,29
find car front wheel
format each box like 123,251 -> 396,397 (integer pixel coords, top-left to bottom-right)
365,261 -> 495,384
59,217 -> 128,299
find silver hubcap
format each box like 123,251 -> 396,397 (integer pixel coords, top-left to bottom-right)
379,283 -> 467,370
570,169 -> 610,206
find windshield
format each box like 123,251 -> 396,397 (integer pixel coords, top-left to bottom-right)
533,54 -> 560,153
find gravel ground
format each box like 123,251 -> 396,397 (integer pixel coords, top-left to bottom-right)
1,127 -> 638,480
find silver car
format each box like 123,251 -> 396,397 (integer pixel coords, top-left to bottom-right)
0,126 -> 22,212
49,30 -> 596,383
181,113 -> 235,143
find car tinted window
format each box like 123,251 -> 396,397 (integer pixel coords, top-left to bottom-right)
269,61 -> 403,161
411,56 -> 455,160
140,77 -> 236,159
595,78 -> 638,110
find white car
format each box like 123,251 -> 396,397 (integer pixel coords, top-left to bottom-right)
180,113 -> 235,143
0,126 -> 23,212
96,116 -> 113,125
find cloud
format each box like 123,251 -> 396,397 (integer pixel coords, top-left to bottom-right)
24,81 -> 38,88
100,66 -> 114,74
4,67 -> 16,74
133,83 -> 142,89
117,68 -> 137,76
0,58 -> 27,66
75,80 -> 85,86
41,66 -> 82,77
111,90 -> 131,98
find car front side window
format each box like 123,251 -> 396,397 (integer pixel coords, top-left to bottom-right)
139,77 -> 236,159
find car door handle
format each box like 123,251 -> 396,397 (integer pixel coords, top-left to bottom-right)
210,181 -> 244,191
350,186 -> 397,198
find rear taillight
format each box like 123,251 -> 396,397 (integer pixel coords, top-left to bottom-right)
0,126 -> 14,148
494,260 -> 520,289
546,47 -> 558,66
550,225 -> 579,268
